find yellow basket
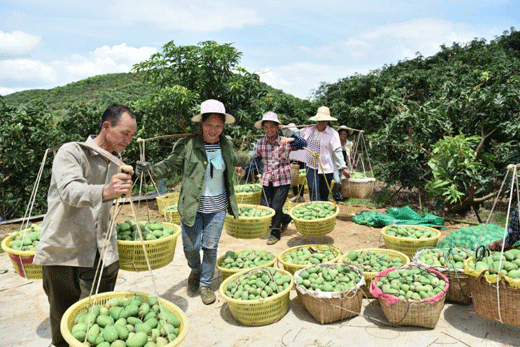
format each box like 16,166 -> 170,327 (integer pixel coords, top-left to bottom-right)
225,204 -> 275,239
234,186 -> 262,205
381,225 -> 441,259
277,244 -> 343,275
1,235 -> 42,279
117,222 -> 181,272
289,201 -> 339,237
164,206 -> 180,225
216,249 -> 276,280
219,267 -> 293,326
339,248 -> 410,298
61,291 -> 188,346
156,192 -> 180,215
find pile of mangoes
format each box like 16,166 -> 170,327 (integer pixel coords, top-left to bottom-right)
219,248 -> 274,270
224,267 -> 292,300
295,264 -> 362,292
384,225 -> 437,239
69,294 -> 180,346
416,247 -> 471,269
164,204 -> 178,212
466,249 -> 520,279
235,183 -> 262,194
349,172 -> 367,179
292,203 -> 336,220
115,220 -> 176,241
283,246 -> 339,265
8,224 -> 41,251
237,206 -> 272,218
375,267 -> 447,301
344,250 -> 405,273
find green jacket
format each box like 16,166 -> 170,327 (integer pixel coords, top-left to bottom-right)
149,134 -> 251,227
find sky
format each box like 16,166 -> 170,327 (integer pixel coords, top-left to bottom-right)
1,0 -> 519,100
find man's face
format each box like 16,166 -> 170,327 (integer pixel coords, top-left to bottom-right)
104,112 -> 137,153
262,121 -> 279,139
317,121 -> 328,132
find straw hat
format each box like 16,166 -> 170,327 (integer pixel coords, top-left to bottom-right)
191,99 -> 235,125
337,125 -> 353,135
309,106 -> 337,122
254,111 -> 282,130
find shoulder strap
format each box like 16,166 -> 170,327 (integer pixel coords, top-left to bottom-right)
75,142 -> 125,167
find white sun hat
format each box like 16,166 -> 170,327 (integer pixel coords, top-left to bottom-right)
191,99 -> 235,124
254,111 -> 283,130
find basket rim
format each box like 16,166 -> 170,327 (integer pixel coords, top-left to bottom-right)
338,248 -> 410,275
155,191 -> 180,200
381,224 -> 441,242
116,222 -> 181,245
216,249 -> 277,273
413,247 -> 472,272
276,244 -> 343,268
60,290 -> 189,347
226,204 -> 275,220
1,235 -> 37,257
219,267 -> 293,305
288,201 -> 339,222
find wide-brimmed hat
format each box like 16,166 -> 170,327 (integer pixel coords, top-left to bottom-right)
254,111 -> 282,130
309,106 -> 337,122
191,99 -> 235,125
337,125 -> 353,135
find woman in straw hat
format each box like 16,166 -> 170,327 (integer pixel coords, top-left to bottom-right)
135,99 -> 251,305
252,111 -> 307,245
300,106 -> 350,202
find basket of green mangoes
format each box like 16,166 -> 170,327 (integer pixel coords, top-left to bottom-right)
277,244 -> 343,275
369,265 -> 449,328
293,263 -> 365,324
164,204 -> 180,225
289,201 -> 339,237
234,183 -> 262,205
225,204 -> 275,239
217,248 -> 276,280
339,248 -> 410,298
61,291 -> 188,347
1,223 -> 43,279
414,246 -> 473,305
341,171 -> 376,199
155,192 -> 180,215
381,224 -> 441,258
219,267 -> 293,326
115,220 -> 181,272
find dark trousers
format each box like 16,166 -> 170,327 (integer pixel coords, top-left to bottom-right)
42,257 -> 119,347
261,183 -> 291,239
306,168 -> 334,202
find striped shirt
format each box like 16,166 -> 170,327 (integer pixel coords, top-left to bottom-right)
198,142 -> 229,213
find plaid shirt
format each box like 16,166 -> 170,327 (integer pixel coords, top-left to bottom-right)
256,135 -> 293,186
506,205 -> 520,246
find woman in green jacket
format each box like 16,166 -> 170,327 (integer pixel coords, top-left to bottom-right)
136,99 -> 251,304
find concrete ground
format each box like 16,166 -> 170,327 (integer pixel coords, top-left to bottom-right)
1,201 -> 520,347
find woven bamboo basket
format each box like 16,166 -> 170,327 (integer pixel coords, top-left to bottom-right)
225,204 -> 275,239
341,177 -> 376,199
61,291 -> 188,346
339,248 -> 410,298
294,264 -> 365,324
1,235 -> 42,279
369,266 -> 449,329
117,222 -> 181,272
156,192 -> 180,215
219,267 -> 293,326
234,184 -> 262,205
289,201 -> 339,237
381,225 -> 441,259
216,249 -> 277,280
277,244 -> 343,275
164,204 -> 180,224
290,163 -> 300,187
469,269 -> 520,328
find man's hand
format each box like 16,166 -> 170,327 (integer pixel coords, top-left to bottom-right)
342,169 -> 350,179
103,173 -> 133,201
135,161 -> 150,176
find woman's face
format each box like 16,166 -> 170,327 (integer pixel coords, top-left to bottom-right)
316,121 -> 328,132
339,130 -> 349,143
202,114 -> 225,143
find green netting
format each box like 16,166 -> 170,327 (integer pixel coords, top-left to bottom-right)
437,223 -> 507,251
352,206 -> 444,228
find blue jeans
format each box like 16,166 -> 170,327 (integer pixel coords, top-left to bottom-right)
306,168 -> 334,202
181,209 -> 226,287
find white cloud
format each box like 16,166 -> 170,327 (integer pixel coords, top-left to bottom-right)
0,59 -> 57,83
109,0 -> 264,32
0,31 -> 41,56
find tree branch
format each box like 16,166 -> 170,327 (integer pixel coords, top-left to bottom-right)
407,128 -> 434,157
474,126 -> 498,158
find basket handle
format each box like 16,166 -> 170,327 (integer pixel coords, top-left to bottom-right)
477,268 -> 507,286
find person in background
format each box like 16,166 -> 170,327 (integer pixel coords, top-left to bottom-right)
333,125 -> 355,201
300,106 -> 350,202
253,112 -> 307,245
135,99 -> 251,305
282,123 -> 307,203
489,205 -> 520,251
34,104 -> 137,347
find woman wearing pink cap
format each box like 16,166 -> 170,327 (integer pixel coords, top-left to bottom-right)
253,111 -> 307,245
136,99 -> 251,304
